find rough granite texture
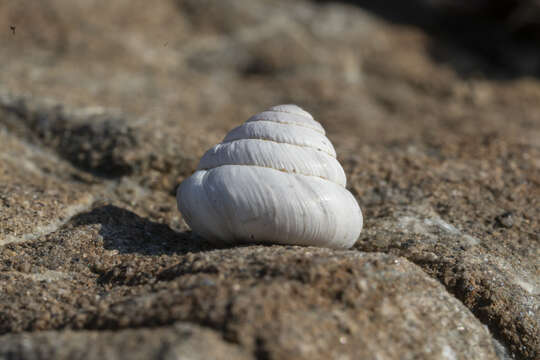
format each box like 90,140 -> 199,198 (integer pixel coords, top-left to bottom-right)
0,0 -> 538,359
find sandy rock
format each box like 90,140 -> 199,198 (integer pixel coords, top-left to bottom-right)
0,0 -> 538,358
0,129 -> 95,246
0,323 -> 250,360
0,231 -> 501,360
353,140 -> 540,358
0,93 -> 196,191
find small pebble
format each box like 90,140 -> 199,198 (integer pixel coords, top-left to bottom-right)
495,212 -> 513,228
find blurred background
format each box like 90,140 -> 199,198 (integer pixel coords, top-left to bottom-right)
1,0 -> 539,206
2,0 -> 540,144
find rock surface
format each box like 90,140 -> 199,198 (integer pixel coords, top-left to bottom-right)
0,0 -> 538,359
0,323 -> 251,360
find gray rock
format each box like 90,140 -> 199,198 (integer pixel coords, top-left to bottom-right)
0,323 -> 250,360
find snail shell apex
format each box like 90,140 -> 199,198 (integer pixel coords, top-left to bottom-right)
177,104 -> 363,249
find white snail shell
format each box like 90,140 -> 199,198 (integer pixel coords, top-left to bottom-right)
177,105 -> 363,249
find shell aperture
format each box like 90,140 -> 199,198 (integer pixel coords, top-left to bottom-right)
177,104 -> 363,249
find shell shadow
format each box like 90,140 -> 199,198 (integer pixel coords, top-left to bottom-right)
71,205 -> 218,255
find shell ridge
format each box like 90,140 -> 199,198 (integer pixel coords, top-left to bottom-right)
220,137 -> 336,158
247,118 -> 324,134
223,121 -> 337,157
269,108 -> 313,120
199,163 -> 346,187
197,140 -> 346,186
267,104 -> 314,120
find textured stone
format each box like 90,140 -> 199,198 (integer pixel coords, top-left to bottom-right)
0,93 -> 196,191
352,139 -> 540,359
0,128 -> 95,246
0,323 -> 250,360
0,228 -> 501,360
0,0 -> 538,359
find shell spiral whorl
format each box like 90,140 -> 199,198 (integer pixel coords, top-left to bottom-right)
177,104 -> 363,249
